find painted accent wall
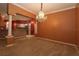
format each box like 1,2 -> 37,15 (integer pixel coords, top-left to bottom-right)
0,14 -> 5,26
76,4 -> 79,46
36,8 -> 76,44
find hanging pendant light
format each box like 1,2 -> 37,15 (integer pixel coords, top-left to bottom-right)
36,3 -> 47,22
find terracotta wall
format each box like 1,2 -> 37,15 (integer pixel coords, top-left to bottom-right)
36,8 -> 76,44
0,13 -> 2,26
0,13 -> 5,26
76,4 -> 79,46
8,4 -> 35,18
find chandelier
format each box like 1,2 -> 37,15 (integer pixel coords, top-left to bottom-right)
36,3 -> 47,22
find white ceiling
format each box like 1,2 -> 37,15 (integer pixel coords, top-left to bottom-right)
0,3 -> 7,14
13,3 -> 76,14
0,4 -> 30,20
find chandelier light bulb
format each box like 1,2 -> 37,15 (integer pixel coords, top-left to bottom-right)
36,3 -> 47,22
38,11 -> 44,18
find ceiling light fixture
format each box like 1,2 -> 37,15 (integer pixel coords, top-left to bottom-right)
36,3 -> 47,22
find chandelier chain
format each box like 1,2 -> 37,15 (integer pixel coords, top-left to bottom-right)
41,3 -> 43,11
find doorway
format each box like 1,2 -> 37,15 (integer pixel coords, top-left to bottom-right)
5,14 -> 37,38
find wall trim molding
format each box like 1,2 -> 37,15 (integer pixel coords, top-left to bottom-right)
46,6 -> 76,15
12,3 -> 36,15
36,37 -> 77,47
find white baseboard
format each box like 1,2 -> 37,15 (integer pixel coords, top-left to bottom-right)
6,44 -> 15,47
26,35 -> 35,37
36,37 -> 79,53
36,37 -> 77,47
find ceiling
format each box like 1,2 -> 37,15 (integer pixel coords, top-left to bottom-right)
13,3 -> 76,14
0,3 -> 7,14
0,3 -> 30,20
0,3 -> 77,20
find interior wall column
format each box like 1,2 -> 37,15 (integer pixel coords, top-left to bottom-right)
34,22 -> 38,35
28,23 -> 31,36
7,14 -> 13,36
6,14 -> 14,47
26,22 -> 31,37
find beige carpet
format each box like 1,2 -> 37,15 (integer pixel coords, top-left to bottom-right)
0,37 -> 79,56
